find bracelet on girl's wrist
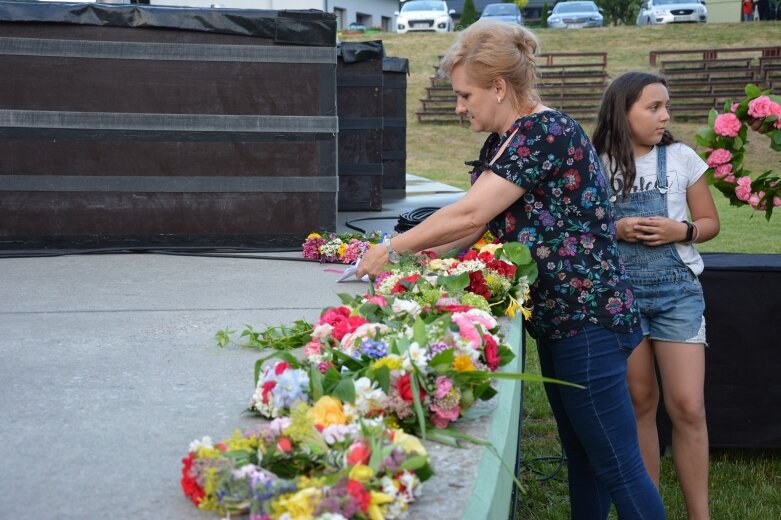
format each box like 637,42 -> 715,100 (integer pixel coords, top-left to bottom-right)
682,220 -> 695,243
691,222 -> 700,243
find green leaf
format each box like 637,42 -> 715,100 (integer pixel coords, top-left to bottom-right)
410,374 -> 428,440
332,377 -> 356,403
399,454 -> 429,471
745,83 -> 762,99
214,327 -> 235,348
373,365 -> 391,394
429,348 -> 455,368
412,316 -> 428,346
733,135 -> 743,150
310,365 -> 324,401
707,108 -> 718,127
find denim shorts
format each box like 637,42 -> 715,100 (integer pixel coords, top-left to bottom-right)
628,268 -> 707,345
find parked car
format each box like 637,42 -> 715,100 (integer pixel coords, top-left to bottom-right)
395,0 -> 455,34
480,2 -> 524,25
636,0 -> 707,25
546,1 -> 604,29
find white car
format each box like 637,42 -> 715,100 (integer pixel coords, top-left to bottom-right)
396,0 -> 455,34
636,0 -> 708,25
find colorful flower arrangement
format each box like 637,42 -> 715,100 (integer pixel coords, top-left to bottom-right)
249,293 -> 526,438
696,83 -> 781,220
182,397 -> 432,519
375,241 -> 538,320
303,231 -> 386,264
196,235 -> 553,517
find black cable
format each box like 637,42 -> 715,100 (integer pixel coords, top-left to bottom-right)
343,216 -> 400,234
521,453 -> 567,482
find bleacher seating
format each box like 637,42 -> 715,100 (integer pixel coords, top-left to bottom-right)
649,46 -> 781,119
416,52 -> 609,123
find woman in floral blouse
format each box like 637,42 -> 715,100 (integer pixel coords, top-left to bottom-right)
357,20 -> 665,519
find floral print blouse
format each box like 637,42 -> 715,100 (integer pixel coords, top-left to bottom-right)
469,110 -> 639,340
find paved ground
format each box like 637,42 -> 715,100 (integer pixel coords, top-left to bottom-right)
0,176 -> 474,519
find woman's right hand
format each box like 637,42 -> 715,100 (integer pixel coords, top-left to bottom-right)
356,241 -> 390,280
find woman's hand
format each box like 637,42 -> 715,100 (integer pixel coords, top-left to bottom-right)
633,216 -> 686,246
356,241 -> 389,280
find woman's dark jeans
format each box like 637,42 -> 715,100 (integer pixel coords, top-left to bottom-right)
536,323 -> 666,519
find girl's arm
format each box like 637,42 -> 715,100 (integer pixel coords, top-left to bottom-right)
356,172 -> 526,278
633,176 -> 719,245
685,175 -> 720,244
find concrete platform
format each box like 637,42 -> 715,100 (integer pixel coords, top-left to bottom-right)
0,175 -> 524,520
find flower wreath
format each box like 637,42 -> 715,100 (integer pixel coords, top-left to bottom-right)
696,84 -> 781,220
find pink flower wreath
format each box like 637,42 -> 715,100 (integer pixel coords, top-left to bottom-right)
696,84 -> 781,220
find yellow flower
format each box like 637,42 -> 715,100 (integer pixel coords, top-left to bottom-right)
505,295 -> 520,318
338,242 -> 347,256
478,243 -> 501,255
453,353 -> 476,372
224,429 -> 260,452
271,487 -> 321,519
392,429 -> 427,455
368,490 -> 395,520
307,396 -> 347,427
306,232 -> 322,240
349,463 -> 374,482
372,356 -> 403,371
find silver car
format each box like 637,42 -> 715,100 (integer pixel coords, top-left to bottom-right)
546,1 -> 604,29
636,0 -> 708,25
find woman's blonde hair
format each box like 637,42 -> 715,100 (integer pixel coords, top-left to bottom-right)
438,20 -> 541,112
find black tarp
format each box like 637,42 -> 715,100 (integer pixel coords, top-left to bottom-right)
0,1 -> 336,45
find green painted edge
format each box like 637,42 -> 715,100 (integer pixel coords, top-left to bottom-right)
461,316 -> 524,520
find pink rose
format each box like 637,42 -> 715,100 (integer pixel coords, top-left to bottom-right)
730,102 -> 739,113
735,176 -> 753,201
430,403 -> 461,428
706,148 -> 733,168
713,113 -> 741,137
773,196 -> 781,207
724,175 -> 736,183
714,163 -> 733,178
749,193 -> 761,208
748,96 -> 781,119
434,375 -> 453,399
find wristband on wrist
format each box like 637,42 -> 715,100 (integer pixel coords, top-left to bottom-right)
682,220 -> 694,243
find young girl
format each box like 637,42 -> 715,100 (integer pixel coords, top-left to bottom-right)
593,72 -> 720,520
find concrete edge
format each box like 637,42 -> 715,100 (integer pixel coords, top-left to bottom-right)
461,316 -> 524,520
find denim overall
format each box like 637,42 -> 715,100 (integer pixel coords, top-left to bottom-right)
612,145 -> 704,341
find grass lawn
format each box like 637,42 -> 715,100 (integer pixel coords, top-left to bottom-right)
342,22 -> 781,519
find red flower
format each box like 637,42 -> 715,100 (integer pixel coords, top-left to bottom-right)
390,273 -> 423,294
467,271 -> 491,300
345,440 -> 371,465
276,437 -> 292,453
396,373 -> 427,403
435,304 -> 476,313
483,334 -> 501,371
346,479 -> 371,512
261,380 -> 277,403
274,361 -> 290,375
180,453 -> 205,505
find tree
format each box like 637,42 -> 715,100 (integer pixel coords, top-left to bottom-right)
541,2 -> 549,27
597,0 -> 640,26
460,0 -> 480,28
512,0 -> 529,9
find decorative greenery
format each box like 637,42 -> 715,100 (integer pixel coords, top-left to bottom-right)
216,320 -> 313,351
696,84 -> 781,220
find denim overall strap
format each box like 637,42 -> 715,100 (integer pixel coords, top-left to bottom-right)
612,146 -> 686,274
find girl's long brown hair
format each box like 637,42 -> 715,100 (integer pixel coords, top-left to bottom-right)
592,71 -> 677,196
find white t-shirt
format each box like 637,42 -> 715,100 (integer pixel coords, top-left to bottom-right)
604,143 -> 709,275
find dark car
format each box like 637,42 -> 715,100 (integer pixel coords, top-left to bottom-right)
480,2 -> 524,25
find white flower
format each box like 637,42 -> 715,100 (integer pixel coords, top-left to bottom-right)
391,298 -> 421,317
353,376 -> 387,415
188,436 -> 213,452
315,513 -> 349,520
402,342 -> 428,372
312,323 -> 334,339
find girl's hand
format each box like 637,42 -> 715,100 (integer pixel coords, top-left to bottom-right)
634,216 -> 686,246
616,217 -> 646,242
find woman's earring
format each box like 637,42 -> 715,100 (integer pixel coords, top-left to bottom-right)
497,97 -> 503,104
